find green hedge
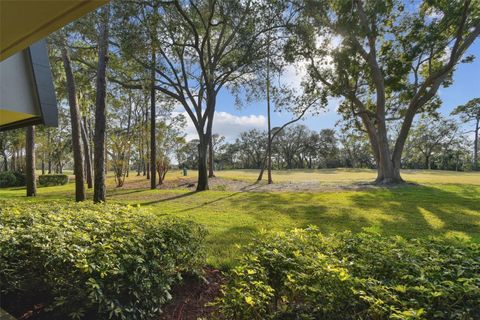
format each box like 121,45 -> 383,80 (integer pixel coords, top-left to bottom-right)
0,172 -> 16,187
215,228 -> 480,320
12,171 -> 25,186
38,174 -> 69,186
0,171 -> 25,187
0,201 -> 206,319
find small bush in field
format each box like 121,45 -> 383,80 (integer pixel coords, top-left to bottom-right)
0,172 -> 16,187
214,228 -> 480,320
11,171 -> 25,186
0,200 -> 206,320
38,174 -> 69,186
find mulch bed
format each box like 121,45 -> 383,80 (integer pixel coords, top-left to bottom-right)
159,267 -> 224,320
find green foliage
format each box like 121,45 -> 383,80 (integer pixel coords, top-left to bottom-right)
0,172 -> 17,188
0,171 -> 25,187
452,98 -> 480,122
38,174 -> 69,186
0,201 -> 206,319
11,171 -> 26,186
215,228 -> 480,320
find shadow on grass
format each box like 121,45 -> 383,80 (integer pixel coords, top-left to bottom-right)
174,192 -> 243,213
107,188 -> 154,199
140,182 -> 263,209
348,184 -> 480,241
141,191 -> 197,205
223,184 -> 480,242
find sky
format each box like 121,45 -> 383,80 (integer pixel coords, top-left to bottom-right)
182,39 -> 480,142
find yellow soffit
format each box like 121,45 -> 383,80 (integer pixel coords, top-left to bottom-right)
0,0 -> 109,61
0,109 -> 36,126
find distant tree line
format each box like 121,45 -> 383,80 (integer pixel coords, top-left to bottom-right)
177,115 -> 477,172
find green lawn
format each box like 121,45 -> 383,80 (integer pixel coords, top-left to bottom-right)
1,169 -> 479,268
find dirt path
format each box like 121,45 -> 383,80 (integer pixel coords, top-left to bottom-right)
117,175 -> 400,193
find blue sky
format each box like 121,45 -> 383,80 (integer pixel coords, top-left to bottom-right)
183,39 -> 480,141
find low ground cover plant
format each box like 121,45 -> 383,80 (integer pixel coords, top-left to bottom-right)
38,174 -> 69,186
215,227 -> 480,320
0,200 -> 206,319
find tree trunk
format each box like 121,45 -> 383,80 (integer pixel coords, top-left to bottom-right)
266,57 -> 273,184
157,163 -> 163,185
257,159 -> 265,181
474,117 -> 479,170
81,117 -> 93,188
197,138 -> 209,191
144,103 -> 149,178
258,35 -> 273,184
105,147 -> 108,174
150,49 -> 156,189
208,136 -> 215,178
374,113 -> 402,184
375,156 -> 403,184
362,113 -> 403,184
88,118 -> 94,175
61,43 -> 86,201
2,153 -> 7,172
157,160 -> 167,185
93,4 -> 110,203
25,126 -> 36,197
373,137 -> 403,184
125,95 -> 133,179
11,151 -> 15,171
197,88 -> 215,191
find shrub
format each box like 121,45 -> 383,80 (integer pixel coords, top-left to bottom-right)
0,201 -> 206,320
12,171 -> 25,186
38,174 -> 69,186
214,228 -> 480,320
0,172 -> 16,187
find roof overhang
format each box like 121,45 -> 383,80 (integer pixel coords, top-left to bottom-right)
0,40 -> 58,131
0,0 -> 109,131
0,0 -> 109,61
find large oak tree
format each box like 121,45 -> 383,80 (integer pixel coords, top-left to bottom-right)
287,0 -> 480,183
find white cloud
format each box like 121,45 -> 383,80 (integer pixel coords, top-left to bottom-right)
281,63 -> 306,90
425,8 -> 444,20
180,111 -> 266,141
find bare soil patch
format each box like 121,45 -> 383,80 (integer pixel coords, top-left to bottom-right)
159,267 -> 224,320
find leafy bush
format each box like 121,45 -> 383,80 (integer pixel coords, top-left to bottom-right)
38,174 -> 69,186
12,171 -> 25,186
0,172 -> 16,187
0,201 -> 206,320
214,228 -> 480,320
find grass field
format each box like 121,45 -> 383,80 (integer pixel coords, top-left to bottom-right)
217,168 -> 480,185
1,168 -> 479,268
